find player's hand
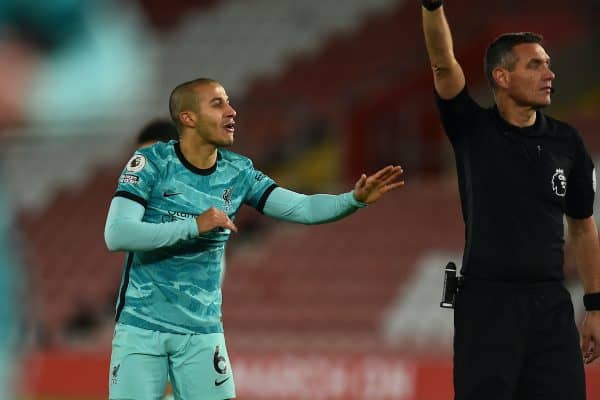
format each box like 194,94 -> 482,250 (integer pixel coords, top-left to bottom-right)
581,310 -> 600,364
353,165 -> 404,204
196,207 -> 238,233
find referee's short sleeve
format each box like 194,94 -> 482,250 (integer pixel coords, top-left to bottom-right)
565,133 -> 595,219
434,86 -> 482,143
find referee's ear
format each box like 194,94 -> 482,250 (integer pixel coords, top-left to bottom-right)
492,67 -> 509,90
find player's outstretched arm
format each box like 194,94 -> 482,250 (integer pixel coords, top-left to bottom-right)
261,165 -> 404,225
421,0 -> 465,99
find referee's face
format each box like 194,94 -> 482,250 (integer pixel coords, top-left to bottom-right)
192,83 -> 237,147
505,43 -> 555,109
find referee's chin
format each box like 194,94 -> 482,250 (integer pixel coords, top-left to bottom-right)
532,97 -> 552,110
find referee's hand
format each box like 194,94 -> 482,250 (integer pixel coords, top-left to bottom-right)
581,310 -> 600,364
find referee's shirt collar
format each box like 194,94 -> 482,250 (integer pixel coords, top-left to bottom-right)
492,105 -> 550,137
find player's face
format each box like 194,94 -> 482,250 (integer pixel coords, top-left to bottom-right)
193,83 -> 236,147
505,43 -> 555,108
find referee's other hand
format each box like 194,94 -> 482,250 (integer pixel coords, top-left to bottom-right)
581,311 -> 600,364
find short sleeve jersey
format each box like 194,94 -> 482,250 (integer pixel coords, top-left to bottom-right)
113,141 -> 276,334
436,88 -> 595,282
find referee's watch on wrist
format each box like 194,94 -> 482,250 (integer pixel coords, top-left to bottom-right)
583,293 -> 600,311
422,0 -> 443,11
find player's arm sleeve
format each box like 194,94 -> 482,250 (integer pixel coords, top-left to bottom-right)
104,196 -> 199,252
566,133 -> 595,219
261,187 -> 366,225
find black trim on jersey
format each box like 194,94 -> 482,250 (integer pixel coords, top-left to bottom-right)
256,184 -> 279,213
114,190 -> 148,208
174,142 -> 219,175
115,252 -> 134,322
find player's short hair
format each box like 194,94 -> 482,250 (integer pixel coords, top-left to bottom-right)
169,78 -> 219,131
484,32 -> 544,89
136,119 -> 179,145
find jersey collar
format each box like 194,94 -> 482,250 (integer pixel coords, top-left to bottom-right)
174,142 -> 219,175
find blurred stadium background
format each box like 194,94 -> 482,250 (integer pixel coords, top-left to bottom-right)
1,0 -> 599,399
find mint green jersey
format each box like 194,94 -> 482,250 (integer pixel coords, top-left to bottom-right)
113,141 -> 276,334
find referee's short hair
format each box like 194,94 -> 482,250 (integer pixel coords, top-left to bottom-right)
484,32 -> 544,89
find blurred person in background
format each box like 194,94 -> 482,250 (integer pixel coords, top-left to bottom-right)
421,1 -> 600,399
136,119 -> 179,149
104,77 -> 404,400
0,190 -> 21,399
0,0 -> 152,130
0,0 -> 152,397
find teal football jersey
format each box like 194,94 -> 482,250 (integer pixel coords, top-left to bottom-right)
113,141 -> 276,334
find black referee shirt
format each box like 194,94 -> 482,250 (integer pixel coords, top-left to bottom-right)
436,88 -> 595,282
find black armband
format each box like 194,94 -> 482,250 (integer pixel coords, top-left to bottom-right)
422,0 -> 443,11
583,292 -> 600,311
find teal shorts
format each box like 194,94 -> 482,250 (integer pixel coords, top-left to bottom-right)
109,323 -> 236,400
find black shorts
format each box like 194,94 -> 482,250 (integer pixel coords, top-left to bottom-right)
453,279 -> 585,400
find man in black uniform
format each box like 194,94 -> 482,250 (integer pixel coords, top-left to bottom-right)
420,1 -> 600,399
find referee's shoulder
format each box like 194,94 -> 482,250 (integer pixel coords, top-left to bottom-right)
543,114 -> 582,141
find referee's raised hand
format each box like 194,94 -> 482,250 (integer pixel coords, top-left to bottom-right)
353,165 -> 404,204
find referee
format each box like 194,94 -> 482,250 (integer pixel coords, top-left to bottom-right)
421,1 -> 600,399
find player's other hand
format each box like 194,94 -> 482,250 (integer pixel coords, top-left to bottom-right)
196,207 -> 238,233
353,165 -> 404,204
581,310 -> 600,364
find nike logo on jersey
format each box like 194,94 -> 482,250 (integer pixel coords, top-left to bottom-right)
214,376 -> 231,386
163,192 -> 182,197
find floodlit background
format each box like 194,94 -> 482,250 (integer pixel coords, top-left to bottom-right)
1,0 -> 599,399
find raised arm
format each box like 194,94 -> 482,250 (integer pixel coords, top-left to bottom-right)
421,0 -> 465,99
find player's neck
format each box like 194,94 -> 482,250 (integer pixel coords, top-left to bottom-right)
179,136 -> 218,169
495,94 -> 536,128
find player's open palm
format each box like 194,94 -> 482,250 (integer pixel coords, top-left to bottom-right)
353,165 -> 404,204
196,207 -> 238,233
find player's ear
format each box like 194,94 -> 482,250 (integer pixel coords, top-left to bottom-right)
493,67 -> 509,89
179,111 -> 196,129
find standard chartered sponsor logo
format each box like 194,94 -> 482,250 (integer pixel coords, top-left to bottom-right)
161,210 -> 198,222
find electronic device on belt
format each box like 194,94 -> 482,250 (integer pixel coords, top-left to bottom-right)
440,261 -> 461,309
